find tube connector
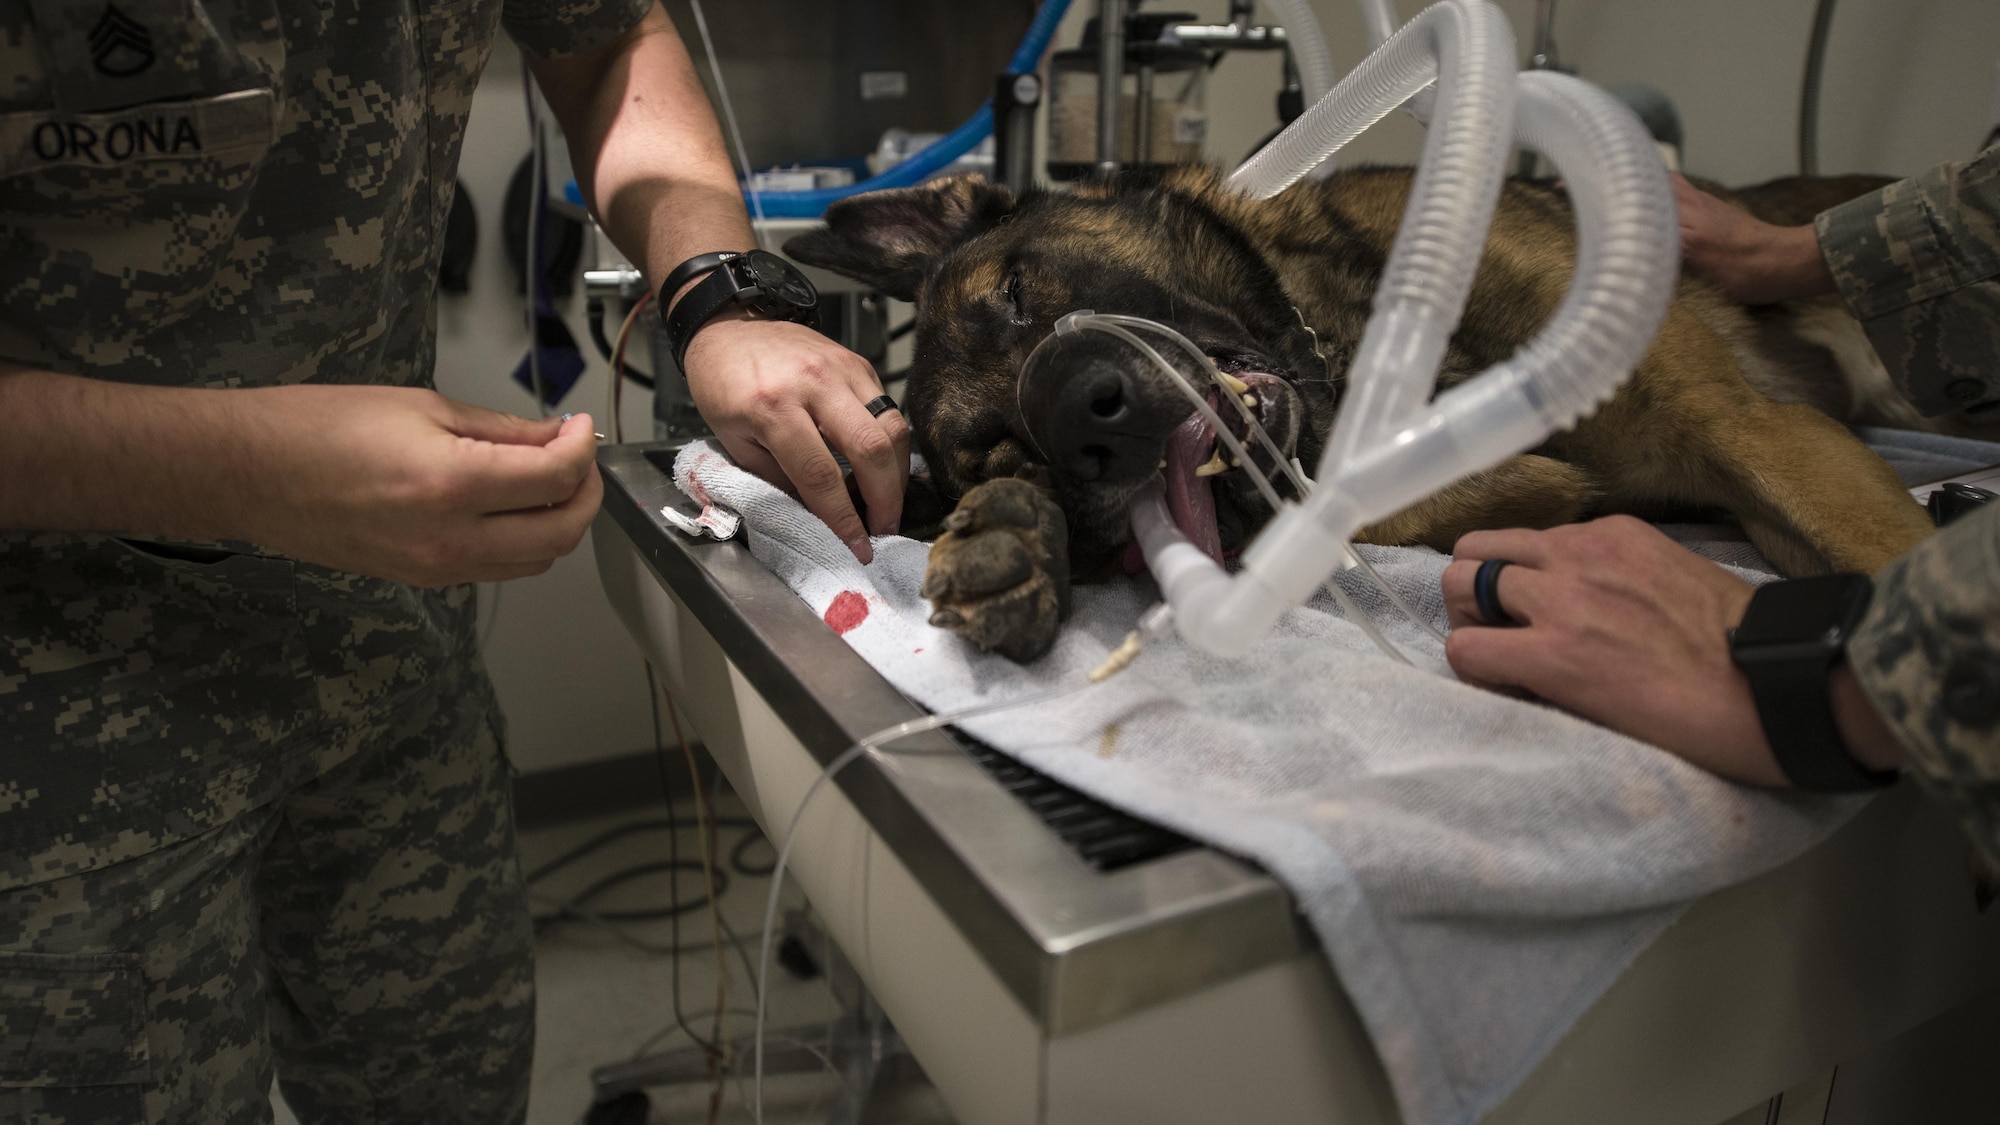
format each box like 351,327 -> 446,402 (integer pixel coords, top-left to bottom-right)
1131,485 -> 1363,659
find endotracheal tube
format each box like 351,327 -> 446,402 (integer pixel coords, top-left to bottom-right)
1022,312 -> 1446,665
1135,0 -> 1678,660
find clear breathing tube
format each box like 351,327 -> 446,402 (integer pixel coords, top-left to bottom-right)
1027,312 -> 1448,662
1136,0 -> 1677,660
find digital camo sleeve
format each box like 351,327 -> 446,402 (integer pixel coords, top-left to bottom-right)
1815,143 -> 2000,417
503,0 -> 652,60
1848,502 -> 2000,877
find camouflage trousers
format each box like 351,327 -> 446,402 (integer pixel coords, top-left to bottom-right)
0,663 -> 535,1125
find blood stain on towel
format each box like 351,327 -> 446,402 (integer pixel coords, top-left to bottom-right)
684,453 -> 720,506
824,590 -> 869,635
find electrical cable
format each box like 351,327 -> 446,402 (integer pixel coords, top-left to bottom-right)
526,818 -> 723,924
521,60 -> 549,417
1800,0 -> 1837,176
650,665 -> 722,1056
665,682 -> 731,1125
588,297 -> 616,360
609,290 -> 655,443
688,0 -> 769,248
590,297 -> 655,386
750,628 -> 1177,1123
729,829 -> 776,878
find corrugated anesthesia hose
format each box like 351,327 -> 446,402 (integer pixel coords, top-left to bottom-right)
1136,3 -> 1677,660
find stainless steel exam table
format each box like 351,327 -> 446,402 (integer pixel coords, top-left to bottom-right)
593,441 -> 2000,1125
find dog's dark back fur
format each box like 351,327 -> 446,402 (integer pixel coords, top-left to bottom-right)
788,164 -> 1936,590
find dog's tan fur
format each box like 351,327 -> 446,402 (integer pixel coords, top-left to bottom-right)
1188,166 -> 1933,573
788,165 -> 1943,658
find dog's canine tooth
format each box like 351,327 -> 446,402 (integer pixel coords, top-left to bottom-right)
1194,450 -> 1231,477
1216,371 -> 1251,395
1242,393 -> 1258,408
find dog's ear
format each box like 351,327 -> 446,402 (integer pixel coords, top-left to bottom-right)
782,175 -> 1015,302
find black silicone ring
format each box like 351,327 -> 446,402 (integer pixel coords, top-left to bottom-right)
1473,558 -> 1518,627
865,394 -> 899,418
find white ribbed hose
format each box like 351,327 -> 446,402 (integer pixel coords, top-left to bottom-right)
1138,8 -> 1677,658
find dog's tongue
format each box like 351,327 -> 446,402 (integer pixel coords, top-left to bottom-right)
1163,412 -> 1224,566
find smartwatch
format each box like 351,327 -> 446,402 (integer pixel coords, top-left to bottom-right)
663,249 -> 819,369
1728,574 -> 1897,791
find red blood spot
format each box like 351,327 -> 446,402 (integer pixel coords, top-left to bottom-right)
823,590 -> 869,635
913,647 -> 923,654
684,453 -> 718,506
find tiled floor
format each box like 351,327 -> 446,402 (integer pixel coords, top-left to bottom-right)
276,789 -> 957,1125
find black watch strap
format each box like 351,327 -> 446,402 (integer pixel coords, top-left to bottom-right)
660,251 -> 742,307
663,250 -> 819,370
1731,575 -> 1896,792
665,265 -> 745,370
1739,656 -> 1893,791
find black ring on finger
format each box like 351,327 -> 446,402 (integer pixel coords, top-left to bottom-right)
1473,558 -> 1520,627
865,394 -> 899,418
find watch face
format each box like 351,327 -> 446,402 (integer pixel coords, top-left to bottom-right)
741,250 -> 818,311
1732,574 -> 1873,650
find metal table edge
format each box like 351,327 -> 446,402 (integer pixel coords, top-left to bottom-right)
595,443 -> 1306,1033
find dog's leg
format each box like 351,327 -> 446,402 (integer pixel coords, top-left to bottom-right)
1568,319 -> 1935,576
1358,455 -> 1603,553
920,474 -> 1071,662
1698,399 -> 1932,575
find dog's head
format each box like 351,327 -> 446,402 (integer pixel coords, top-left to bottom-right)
784,166 -> 1341,567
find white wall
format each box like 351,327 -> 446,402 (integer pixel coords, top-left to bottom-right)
449,1 -> 2000,774
435,36 -> 660,774
1551,0 -> 2000,185
1188,0 -> 2000,182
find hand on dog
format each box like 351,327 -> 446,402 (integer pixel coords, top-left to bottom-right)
1440,515 -> 1902,786
682,313 -> 908,564
1672,175 -> 1838,305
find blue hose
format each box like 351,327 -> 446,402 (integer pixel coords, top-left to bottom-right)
749,0 -> 1072,218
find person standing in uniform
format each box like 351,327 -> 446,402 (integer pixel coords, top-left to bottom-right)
1440,144 -> 2000,890
0,1 -> 903,1122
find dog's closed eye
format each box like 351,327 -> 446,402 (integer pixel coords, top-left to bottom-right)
1002,271 -> 1027,323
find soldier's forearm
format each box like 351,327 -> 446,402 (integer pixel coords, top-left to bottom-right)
0,362 -> 263,539
529,1 -> 755,313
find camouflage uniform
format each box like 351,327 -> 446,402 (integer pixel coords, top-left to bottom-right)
1817,141 -> 2000,419
0,0 -> 647,1121
1822,144 -> 2000,884
1850,503 -> 2000,884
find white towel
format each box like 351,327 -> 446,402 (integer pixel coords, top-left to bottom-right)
673,441 -> 1864,1125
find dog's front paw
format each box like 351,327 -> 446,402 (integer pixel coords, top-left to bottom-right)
920,477 -> 1070,662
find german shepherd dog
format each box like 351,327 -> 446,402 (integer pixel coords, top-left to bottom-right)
784,165 -> 1941,661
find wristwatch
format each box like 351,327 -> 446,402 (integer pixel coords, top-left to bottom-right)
662,249 -> 819,370
1728,574 -> 1897,791
659,251 -> 741,303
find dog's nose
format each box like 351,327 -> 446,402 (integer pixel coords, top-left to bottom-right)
1018,335 -> 1191,484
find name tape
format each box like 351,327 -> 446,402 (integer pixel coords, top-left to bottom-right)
1,88 -> 274,176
